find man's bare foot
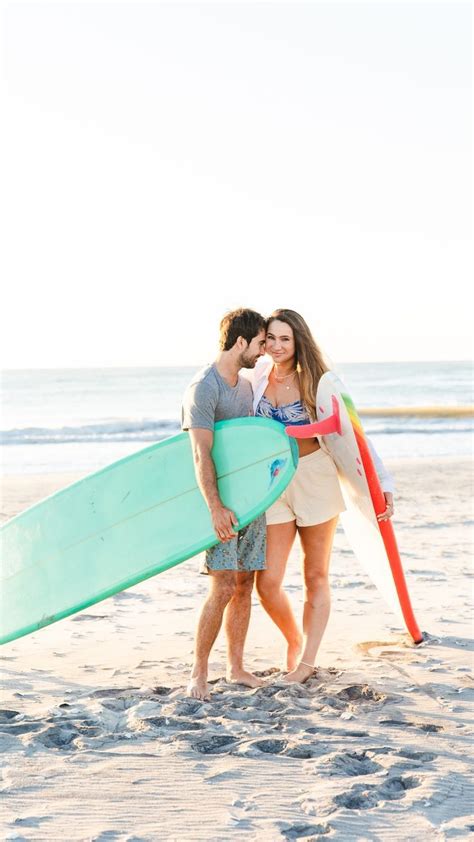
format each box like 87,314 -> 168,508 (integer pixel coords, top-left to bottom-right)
226,668 -> 266,689
286,637 -> 303,671
281,662 -> 315,684
187,675 -> 211,701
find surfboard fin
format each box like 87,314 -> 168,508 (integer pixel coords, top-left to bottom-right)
286,395 -> 342,438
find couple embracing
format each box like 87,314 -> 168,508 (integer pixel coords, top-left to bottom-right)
181,308 -> 394,701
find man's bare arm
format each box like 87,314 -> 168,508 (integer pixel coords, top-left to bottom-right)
189,428 -> 238,542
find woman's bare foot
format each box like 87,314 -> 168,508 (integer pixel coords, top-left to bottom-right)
286,636 -> 303,671
187,675 -> 211,701
226,668 -> 266,689
281,662 -> 315,684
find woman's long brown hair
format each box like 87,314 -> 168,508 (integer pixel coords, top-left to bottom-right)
266,309 -> 329,421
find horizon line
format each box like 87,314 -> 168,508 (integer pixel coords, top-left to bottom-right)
2,359 -> 472,373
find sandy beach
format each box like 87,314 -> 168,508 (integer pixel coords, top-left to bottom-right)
1,457 -> 473,840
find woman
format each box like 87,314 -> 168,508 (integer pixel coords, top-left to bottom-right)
250,310 -> 394,684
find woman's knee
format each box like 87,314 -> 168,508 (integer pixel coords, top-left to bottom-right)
304,572 -> 330,601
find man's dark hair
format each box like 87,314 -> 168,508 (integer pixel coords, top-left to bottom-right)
219,308 -> 266,351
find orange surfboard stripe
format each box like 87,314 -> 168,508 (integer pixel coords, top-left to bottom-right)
342,393 -> 423,644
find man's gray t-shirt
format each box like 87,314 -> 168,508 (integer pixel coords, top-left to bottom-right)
181,363 -> 266,574
182,364 -> 253,430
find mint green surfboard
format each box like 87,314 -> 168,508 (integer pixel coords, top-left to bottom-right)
0,417 -> 298,645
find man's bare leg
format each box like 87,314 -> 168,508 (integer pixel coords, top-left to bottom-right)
188,570 -> 236,700
224,571 -> 265,688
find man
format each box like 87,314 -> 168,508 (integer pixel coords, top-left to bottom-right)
181,308 -> 267,701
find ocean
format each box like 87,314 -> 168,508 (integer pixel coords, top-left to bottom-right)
1,361 -> 472,475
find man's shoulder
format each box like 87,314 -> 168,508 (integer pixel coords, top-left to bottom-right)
186,364 -> 219,390
181,364 -> 220,430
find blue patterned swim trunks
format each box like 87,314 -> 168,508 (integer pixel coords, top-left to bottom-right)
200,514 -> 266,574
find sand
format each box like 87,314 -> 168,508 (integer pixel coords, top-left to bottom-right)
1,458 -> 473,840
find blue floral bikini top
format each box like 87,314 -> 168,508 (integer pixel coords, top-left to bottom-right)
256,394 -> 311,426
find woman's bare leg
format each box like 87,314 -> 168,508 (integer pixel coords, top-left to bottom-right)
256,521 -> 302,670
282,516 -> 338,684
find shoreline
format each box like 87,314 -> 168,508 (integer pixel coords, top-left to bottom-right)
2,454 -> 472,525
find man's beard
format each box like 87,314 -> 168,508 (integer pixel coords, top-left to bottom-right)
239,351 -> 258,369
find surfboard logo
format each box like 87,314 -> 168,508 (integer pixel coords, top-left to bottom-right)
269,458 -> 287,486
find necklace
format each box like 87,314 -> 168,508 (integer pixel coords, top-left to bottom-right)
272,369 -> 298,390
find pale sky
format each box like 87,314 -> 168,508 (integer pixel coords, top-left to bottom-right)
1,0 -> 472,367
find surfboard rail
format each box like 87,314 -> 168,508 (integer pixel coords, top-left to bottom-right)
341,392 -> 423,644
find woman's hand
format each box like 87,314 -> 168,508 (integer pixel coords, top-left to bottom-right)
377,492 -> 394,522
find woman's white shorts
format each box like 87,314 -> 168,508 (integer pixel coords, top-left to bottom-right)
265,447 -> 346,527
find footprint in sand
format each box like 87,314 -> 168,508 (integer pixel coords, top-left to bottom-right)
144,716 -> 206,732
285,743 -> 321,760
334,774 -> 420,810
379,718 -> 443,732
170,700 -> 204,718
250,738 -> 288,754
0,710 -> 21,724
100,697 -> 139,712
192,735 -> 239,754
342,730 -> 372,738
224,707 -> 274,724
396,749 -> 438,762
280,822 -> 331,838
337,685 -> 384,701
37,724 -> 80,750
319,750 -> 382,777
236,738 -> 321,760
319,684 -> 388,713
353,745 -> 439,773
151,686 -> 172,697
12,816 -> 53,829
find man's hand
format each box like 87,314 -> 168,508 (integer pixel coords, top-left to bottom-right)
377,492 -> 394,522
211,504 -> 238,542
